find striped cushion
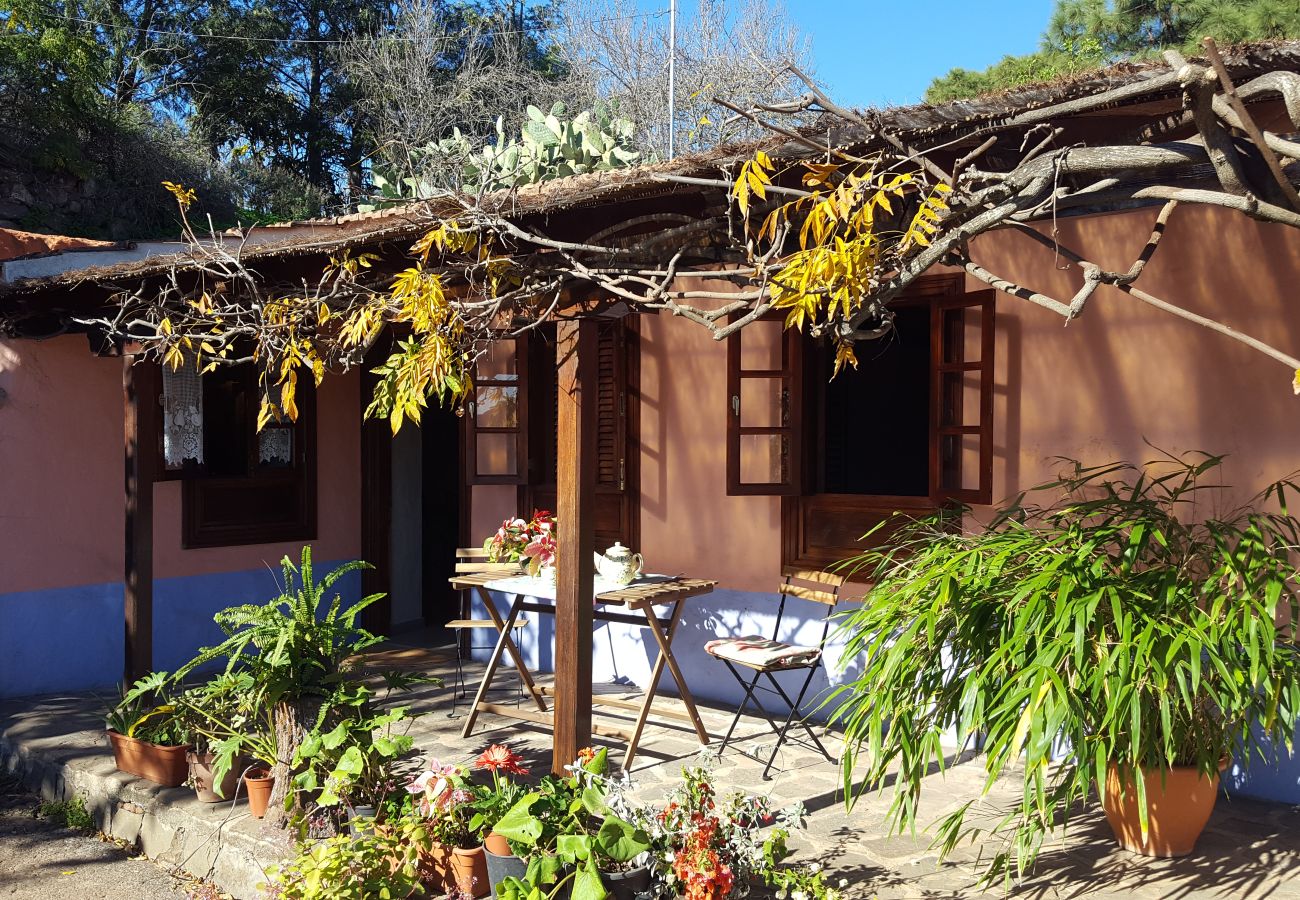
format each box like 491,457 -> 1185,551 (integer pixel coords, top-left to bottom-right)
704,636 -> 821,669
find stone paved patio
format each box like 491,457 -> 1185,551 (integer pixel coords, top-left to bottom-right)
1,637 -> 1298,899
368,639 -> 1300,900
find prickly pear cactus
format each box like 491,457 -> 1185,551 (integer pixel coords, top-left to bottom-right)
364,101 -> 645,208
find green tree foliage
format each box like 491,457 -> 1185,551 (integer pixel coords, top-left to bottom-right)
926,0 -> 1300,103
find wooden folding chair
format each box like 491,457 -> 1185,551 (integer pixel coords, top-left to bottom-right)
704,567 -> 844,779
446,548 -> 527,717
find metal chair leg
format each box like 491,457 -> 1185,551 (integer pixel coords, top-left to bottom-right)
717,666 -> 764,753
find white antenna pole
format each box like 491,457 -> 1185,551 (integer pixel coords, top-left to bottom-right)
667,0 -> 676,159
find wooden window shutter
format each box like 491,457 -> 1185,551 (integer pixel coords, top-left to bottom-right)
930,289 -> 995,505
594,321 -> 627,493
726,317 -> 803,496
466,335 -> 529,484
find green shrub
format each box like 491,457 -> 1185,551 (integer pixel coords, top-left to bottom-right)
829,451 -> 1300,881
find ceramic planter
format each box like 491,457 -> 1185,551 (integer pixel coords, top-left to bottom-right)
106,729 -> 190,787
1102,762 -> 1222,857
601,864 -> 652,900
484,837 -> 528,894
450,844 -> 490,897
244,768 -> 274,819
187,751 -> 244,802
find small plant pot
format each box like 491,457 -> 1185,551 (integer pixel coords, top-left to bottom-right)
484,839 -> 528,894
106,730 -> 190,787
348,805 -> 378,837
450,844 -> 490,898
1102,762 -> 1222,857
601,864 -> 652,900
243,768 -> 274,819
420,841 -> 453,892
187,751 -> 244,802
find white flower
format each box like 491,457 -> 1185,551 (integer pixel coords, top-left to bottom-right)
774,891 -> 787,899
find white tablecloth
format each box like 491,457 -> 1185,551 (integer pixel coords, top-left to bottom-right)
481,573 -> 678,602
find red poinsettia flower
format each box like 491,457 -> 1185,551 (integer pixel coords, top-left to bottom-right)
475,744 -> 529,776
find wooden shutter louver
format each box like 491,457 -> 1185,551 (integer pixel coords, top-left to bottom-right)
930,289 -> 995,505
726,317 -> 802,496
595,324 -> 624,490
466,335 -> 529,484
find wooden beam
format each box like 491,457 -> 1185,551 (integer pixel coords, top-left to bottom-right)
553,318 -> 597,773
123,356 -> 158,684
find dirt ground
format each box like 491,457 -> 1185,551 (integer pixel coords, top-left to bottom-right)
0,774 -> 211,900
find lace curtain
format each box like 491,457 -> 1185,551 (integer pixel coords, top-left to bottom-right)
258,428 -> 293,466
161,365 -> 203,468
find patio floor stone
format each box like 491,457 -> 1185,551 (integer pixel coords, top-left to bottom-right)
0,637 -> 1296,899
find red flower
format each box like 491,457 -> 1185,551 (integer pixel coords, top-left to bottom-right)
475,744 -> 529,776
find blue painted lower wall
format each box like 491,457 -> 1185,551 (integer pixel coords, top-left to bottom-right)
472,585 -> 1300,805
0,560 -> 357,699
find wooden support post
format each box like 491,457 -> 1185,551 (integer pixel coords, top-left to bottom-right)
123,356 -> 158,684
553,318 -> 597,774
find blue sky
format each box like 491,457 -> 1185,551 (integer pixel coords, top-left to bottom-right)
791,0 -> 1058,107
631,0 -> 1058,109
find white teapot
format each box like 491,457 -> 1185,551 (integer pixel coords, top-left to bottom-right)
594,542 -> 644,586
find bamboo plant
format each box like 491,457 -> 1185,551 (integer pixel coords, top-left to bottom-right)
827,450 -> 1300,881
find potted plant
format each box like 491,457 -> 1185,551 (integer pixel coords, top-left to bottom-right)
264,812 -> 432,899
407,760 -> 488,897
492,748 -> 653,900
469,745 -> 530,890
179,673 -> 254,802
828,452 -> 1300,879
484,510 -> 556,575
103,672 -> 191,787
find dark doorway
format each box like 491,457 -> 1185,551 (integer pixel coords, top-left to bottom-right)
420,407 -> 463,643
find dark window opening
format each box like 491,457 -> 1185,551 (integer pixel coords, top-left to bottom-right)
178,363 -> 316,549
819,304 -> 931,496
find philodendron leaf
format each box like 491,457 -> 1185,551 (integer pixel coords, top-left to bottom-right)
335,745 -> 365,775
580,786 -> 608,816
525,853 -> 564,886
595,816 -> 651,862
320,721 -> 351,750
493,793 -> 544,844
557,833 -> 592,864
571,861 -> 608,900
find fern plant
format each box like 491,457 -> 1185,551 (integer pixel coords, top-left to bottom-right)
176,545 -> 383,700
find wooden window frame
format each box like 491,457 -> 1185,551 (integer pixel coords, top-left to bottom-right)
771,274 -> 995,569
725,315 -> 803,496
180,368 -> 318,549
465,334 -> 530,485
931,289 -> 996,506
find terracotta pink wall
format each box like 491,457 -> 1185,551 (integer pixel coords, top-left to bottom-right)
967,204 -> 1300,509
638,302 -> 782,594
0,336 -> 121,593
0,335 -> 361,594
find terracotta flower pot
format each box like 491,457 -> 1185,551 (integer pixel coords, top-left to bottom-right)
106,729 -> 190,787
450,844 -> 490,897
186,751 -> 243,803
244,768 -> 274,819
484,831 -> 512,856
1102,762 -> 1222,857
420,841 -> 453,892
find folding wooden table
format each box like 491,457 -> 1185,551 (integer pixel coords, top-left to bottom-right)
448,571 -> 716,767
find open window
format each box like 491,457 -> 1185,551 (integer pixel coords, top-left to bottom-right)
725,316 -> 802,496
724,276 -> 996,568
161,363 -> 317,549
465,335 -> 529,484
